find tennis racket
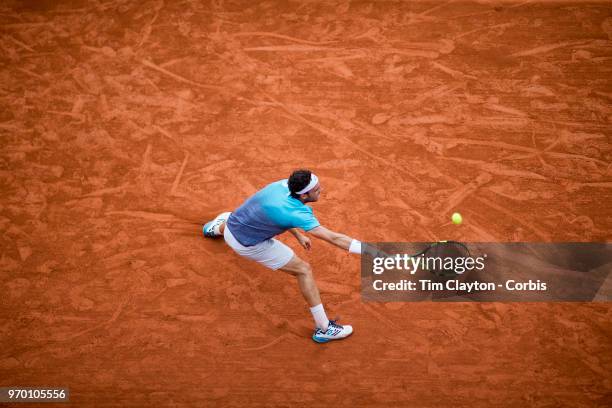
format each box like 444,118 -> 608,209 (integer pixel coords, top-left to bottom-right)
365,241 -> 471,277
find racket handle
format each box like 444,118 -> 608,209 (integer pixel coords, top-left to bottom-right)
362,244 -> 392,259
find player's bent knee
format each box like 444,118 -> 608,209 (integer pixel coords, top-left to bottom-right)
298,262 -> 312,277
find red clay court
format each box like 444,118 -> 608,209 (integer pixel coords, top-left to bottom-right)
1,0 -> 611,407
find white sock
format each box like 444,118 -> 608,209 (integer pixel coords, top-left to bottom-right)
310,304 -> 329,331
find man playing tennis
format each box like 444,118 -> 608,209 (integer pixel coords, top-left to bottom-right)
202,169 -> 364,343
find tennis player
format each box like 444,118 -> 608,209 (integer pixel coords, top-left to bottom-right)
202,169 -> 364,343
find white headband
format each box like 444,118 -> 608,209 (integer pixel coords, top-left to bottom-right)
296,173 -> 319,194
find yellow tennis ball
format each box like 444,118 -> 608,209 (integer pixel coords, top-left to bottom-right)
451,212 -> 463,225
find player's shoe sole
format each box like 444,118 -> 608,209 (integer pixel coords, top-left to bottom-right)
312,320 -> 353,343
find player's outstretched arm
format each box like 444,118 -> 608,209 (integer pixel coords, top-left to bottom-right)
308,226 -> 357,252
308,226 -> 389,258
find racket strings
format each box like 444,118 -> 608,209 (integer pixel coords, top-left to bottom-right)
424,241 -> 471,277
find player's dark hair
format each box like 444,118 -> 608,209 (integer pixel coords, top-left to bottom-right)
288,169 -> 312,198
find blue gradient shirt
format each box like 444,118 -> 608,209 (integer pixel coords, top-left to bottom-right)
226,179 -> 320,246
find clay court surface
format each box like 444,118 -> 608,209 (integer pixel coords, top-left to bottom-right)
1,0 -> 611,406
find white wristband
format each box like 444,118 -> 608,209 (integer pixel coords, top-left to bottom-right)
348,239 -> 362,254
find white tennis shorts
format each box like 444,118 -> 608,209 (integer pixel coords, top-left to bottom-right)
224,225 -> 294,270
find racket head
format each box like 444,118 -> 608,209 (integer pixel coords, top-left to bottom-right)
422,241 -> 471,278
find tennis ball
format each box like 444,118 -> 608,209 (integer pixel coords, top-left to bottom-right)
451,212 -> 463,225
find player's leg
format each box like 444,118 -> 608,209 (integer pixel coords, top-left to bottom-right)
279,255 -> 322,307
280,255 -> 353,343
222,225 -> 352,343
202,212 -> 231,238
